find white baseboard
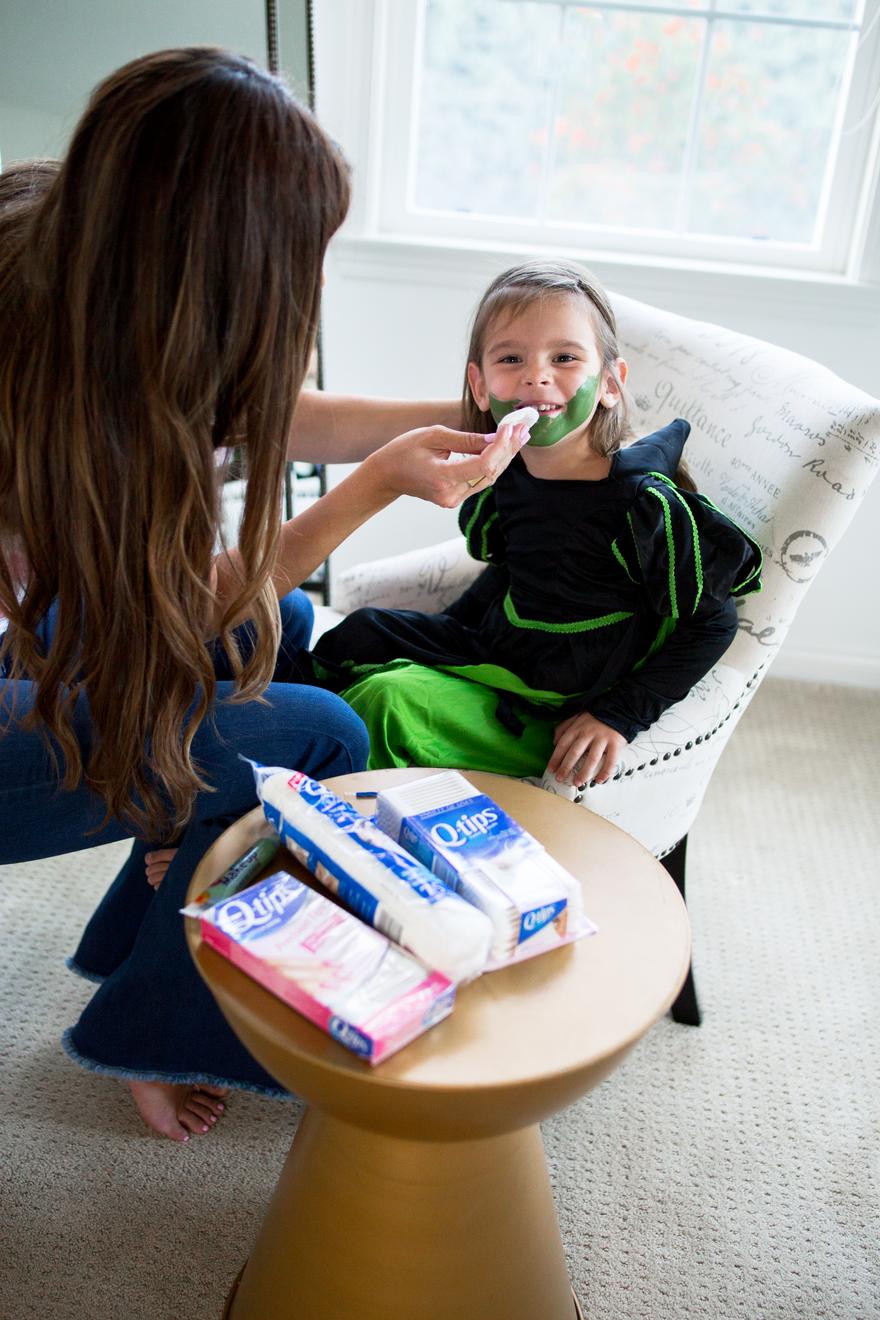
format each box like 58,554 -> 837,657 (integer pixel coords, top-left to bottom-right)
770,647 -> 880,689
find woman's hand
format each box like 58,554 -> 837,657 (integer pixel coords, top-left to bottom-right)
364,419 -> 530,508
547,711 -> 627,788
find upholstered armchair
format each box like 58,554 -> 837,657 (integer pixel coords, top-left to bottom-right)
312,293 -> 880,1026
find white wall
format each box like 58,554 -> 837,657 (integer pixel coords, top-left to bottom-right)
0,0 -> 269,166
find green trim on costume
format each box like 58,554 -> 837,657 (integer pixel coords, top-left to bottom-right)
611,537 -> 637,582
692,490 -> 764,595
310,657 -> 334,685
464,488 -> 492,538
645,487 -> 678,618
648,472 -> 762,598
731,548 -> 763,594
656,481 -> 703,612
733,562 -> 763,593
481,510 -> 499,561
503,591 -> 633,634
671,487 -> 703,609
463,487 -> 494,560
633,615 -> 678,671
327,655 -> 421,683
626,510 -> 643,574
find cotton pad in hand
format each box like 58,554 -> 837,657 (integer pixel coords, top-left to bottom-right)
497,405 -> 540,437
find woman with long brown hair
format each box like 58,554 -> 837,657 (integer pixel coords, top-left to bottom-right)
0,49 -> 527,1140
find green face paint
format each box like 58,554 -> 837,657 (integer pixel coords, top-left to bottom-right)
488,374 -> 601,447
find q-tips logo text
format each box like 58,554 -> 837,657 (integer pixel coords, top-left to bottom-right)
429,807 -> 499,849
216,876 -> 305,941
329,1016 -> 372,1057
519,898 -> 566,943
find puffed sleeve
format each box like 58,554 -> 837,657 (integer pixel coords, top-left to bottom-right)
458,486 -> 506,566
613,417 -> 690,482
612,475 -> 762,617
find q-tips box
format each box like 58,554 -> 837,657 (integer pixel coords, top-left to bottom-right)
188,868 -> 455,1065
377,772 -> 597,968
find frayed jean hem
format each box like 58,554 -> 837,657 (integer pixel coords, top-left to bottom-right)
65,956 -> 106,985
60,1029 -> 293,1099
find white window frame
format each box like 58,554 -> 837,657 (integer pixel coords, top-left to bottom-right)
317,0 -> 880,284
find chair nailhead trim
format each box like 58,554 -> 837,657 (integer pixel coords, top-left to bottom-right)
584,665 -> 765,791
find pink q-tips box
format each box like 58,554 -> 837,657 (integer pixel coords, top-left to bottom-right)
192,868 -> 456,1065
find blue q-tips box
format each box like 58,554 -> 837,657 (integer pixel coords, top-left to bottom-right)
377,772 -> 596,968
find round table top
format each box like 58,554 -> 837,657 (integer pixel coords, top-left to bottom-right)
185,769 -> 690,1120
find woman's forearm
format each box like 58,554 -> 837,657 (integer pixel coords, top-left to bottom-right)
214,416 -> 529,622
267,458 -> 400,597
289,390 -> 462,463
213,457 -> 396,615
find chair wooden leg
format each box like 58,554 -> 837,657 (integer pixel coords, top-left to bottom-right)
661,836 -> 702,1026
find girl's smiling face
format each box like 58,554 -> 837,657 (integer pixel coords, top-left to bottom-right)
467,294 -> 625,449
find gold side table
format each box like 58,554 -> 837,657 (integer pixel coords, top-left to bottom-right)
185,769 -> 690,1320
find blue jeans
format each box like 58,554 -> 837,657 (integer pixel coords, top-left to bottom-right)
1,592 -> 369,1092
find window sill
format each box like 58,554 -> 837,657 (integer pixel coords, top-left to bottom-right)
330,231 -> 880,326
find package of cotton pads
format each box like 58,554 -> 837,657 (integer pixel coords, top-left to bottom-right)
189,869 -> 455,1065
247,762 -> 493,983
376,771 -> 597,969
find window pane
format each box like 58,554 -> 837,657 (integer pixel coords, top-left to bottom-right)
411,0 -> 861,248
595,0 -> 703,7
414,1 -> 562,217
548,8 -> 702,229
690,19 -> 855,241
723,1 -> 859,20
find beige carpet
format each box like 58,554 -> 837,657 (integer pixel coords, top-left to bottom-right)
1,677 -> 878,1319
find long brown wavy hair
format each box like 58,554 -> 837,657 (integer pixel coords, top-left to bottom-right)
0,48 -> 351,838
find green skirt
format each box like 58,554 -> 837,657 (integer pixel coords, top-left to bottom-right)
340,659 -> 561,776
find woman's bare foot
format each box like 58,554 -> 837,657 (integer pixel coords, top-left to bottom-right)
128,1079 -> 228,1142
145,848 -> 178,890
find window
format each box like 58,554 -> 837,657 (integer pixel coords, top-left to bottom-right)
369,0 -> 880,275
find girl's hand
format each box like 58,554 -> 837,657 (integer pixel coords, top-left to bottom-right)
365,420 -> 529,508
547,711 -> 627,787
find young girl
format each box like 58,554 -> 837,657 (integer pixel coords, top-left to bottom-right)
308,261 -> 762,789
